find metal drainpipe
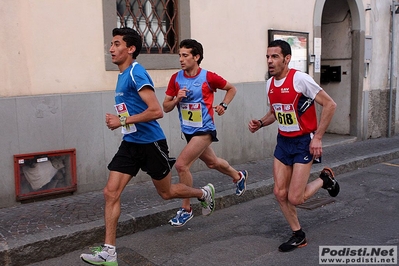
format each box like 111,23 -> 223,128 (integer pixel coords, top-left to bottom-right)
389,1 -> 398,137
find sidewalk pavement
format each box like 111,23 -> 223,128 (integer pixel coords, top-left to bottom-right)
1,134 -> 399,266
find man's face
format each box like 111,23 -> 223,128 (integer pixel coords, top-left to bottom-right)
266,46 -> 290,79
179,47 -> 199,71
109,35 -> 134,66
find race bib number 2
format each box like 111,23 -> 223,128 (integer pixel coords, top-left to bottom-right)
272,103 -> 300,132
180,103 -> 203,127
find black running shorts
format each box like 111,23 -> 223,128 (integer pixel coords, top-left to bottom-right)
183,130 -> 219,143
108,140 -> 176,180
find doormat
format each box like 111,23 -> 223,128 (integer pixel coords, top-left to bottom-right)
297,197 -> 335,210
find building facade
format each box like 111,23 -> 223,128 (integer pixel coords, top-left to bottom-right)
0,0 -> 398,207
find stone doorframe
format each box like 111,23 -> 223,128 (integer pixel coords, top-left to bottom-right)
313,0 -> 367,139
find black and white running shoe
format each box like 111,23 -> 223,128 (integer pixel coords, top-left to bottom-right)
320,167 -> 340,197
278,231 -> 307,252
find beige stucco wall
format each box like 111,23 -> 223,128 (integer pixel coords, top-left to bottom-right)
189,1 -> 316,84
0,0 -> 318,97
2,0 -> 396,98
0,0 -> 115,97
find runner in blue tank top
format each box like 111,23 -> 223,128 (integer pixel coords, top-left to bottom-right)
163,39 -> 249,227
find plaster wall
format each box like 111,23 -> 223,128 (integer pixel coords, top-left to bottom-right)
0,0 -> 317,97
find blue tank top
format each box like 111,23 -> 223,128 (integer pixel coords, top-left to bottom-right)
175,69 -> 216,134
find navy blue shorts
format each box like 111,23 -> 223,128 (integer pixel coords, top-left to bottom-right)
274,133 -> 313,166
108,140 -> 176,180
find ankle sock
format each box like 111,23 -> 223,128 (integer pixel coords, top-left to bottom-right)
201,189 -> 207,200
294,229 -> 305,237
104,244 -> 116,255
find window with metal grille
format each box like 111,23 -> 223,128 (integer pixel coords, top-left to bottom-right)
102,0 -> 190,70
116,0 -> 178,54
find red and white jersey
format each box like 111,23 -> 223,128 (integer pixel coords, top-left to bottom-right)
267,69 -> 322,137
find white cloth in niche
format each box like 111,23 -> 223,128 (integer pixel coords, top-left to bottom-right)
22,161 -> 59,190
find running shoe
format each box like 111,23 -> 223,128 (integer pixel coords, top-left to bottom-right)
200,183 -> 215,216
278,231 -> 307,252
320,167 -> 340,197
80,245 -> 118,266
236,170 -> 248,196
168,207 -> 193,227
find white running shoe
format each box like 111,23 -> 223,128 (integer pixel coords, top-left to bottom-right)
80,245 -> 118,266
200,183 -> 215,216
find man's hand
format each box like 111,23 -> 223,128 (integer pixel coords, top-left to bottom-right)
309,137 -> 323,159
213,105 -> 226,116
176,88 -> 188,102
105,113 -> 121,131
248,119 -> 262,133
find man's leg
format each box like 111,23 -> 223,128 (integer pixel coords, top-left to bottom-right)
273,158 -> 299,231
274,159 -> 325,252
104,171 -> 132,245
167,135 -> 216,227
288,163 -> 323,206
152,172 -> 204,200
273,158 -> 306,252
199,146 -> 240,181
200,146 -> 248,196
174,134 -> 212,210
155,172 -> 215,227
80,171 -> 131,265
274,159 -> 321,229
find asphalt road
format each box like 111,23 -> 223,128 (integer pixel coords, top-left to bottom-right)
27,158 -> 399,266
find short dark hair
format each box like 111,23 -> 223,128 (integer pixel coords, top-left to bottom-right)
112,28 -> 142,59
268,39 -> 292,58
179,39 -> 204,65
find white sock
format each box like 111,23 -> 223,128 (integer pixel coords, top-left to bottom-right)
239,171 -> 243,179
201,188 -> 207,200
104,244 -> 116,255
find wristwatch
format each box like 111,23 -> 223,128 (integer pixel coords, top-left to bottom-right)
119,115 -> 127,126
219,102 -> 228,110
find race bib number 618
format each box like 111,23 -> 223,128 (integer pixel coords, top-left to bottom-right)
273,103 -> 300,132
